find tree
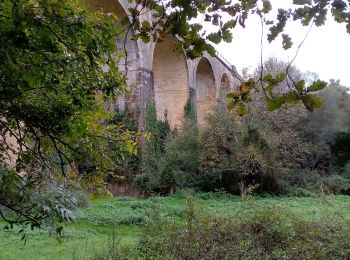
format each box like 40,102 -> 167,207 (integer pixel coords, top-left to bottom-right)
0,0 -> 134,232
1,0 -> 349,231
246,57 -> 350,193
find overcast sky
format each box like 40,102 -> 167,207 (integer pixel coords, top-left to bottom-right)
216,1 -> 350,87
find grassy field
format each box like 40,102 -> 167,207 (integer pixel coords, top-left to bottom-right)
1,193 -> 350,259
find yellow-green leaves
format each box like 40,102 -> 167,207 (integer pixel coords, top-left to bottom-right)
236,102 -> 248,117
226,71 -> 327,116
207,32 -> 222,44
301,94 -> 324,111
295,80 -> 306,93
307,80 -> 328,92
205,44 -> 216,56
263,72 -> 286,96
141,20 -> 152,31
266,78 -> 326,112
266,91 -> 300,111
226,79 -> 255,116
294,79 -> 327,94
263,72 -> 286,85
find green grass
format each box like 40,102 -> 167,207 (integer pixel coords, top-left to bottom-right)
1,194 -> 350,259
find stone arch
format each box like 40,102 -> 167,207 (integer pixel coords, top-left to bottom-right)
86,0 -> 139,72
86,0 -> 139,112
153,36 -> 189,128
195,58 -> 216,125
86,0 -> 129,18
219,73 -> 231,104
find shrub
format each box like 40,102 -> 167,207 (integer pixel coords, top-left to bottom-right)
135,103 -> 171,195
135,201 -> 350,259
159,119 -> 200,190
332,129 -> 350,167
281,169 -> 350,195
197,107 -> 242,193
136,90 -> 350,196
137,100 -> 200,195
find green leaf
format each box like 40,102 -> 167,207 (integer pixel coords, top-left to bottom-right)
236,102 -> 247,117
307,80 -> 327,92
267,96 -> 286,111
154,4 -> 164,16
276,72 -> 287,83
293,0 -> 312,5
206,32 -> 221,44
141,34 -> 150,43
282,34 -> 292,49
295,80 -> 305,93
262,0 -> 272,13
141,21 -> 151,31
331,6 -> 347,23
205,44 -> 216,56
301,94 -> 324,111
314,9 -> 327,26
227,100 -> 238,110
226,92 -> 239,99
267,9 -> 289,42
223,19 -> 236,30
263,74 -> 275,85
222,30 -> 233,42
263,73 -> 286,87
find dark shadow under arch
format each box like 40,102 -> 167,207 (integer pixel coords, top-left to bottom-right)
219,73 -> 231,104
86,0 -> 138,113
195,58 -> 216,125
86,0 -> 138,72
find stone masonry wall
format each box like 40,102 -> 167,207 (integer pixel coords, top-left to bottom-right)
153,37 -> 189,128
86,0 -> 240,130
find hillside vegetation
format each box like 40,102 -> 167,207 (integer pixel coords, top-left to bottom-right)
1,194 -> 350,259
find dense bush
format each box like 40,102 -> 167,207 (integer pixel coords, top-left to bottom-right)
134,103 -> 172,195
134,202 -> 350,259
135,63 -> 350,196
68,195 -> 350,260
332,129 -> 350,168
151,92 -> 350,195
158,119 -> 200,190
196,107 -> 242,193
137,99 -> 350,195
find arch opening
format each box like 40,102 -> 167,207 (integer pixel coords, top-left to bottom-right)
86,0 -> 138,73
219,73 -> 231,105
153,37 -> 189,128
195,58 -> 216,125
86,0 -> 139,112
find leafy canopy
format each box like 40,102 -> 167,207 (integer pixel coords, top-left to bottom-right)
0,0 -> 133,230
132,0 -> 350,54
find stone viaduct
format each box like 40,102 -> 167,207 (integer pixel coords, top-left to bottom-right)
87,0 -> 241,128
